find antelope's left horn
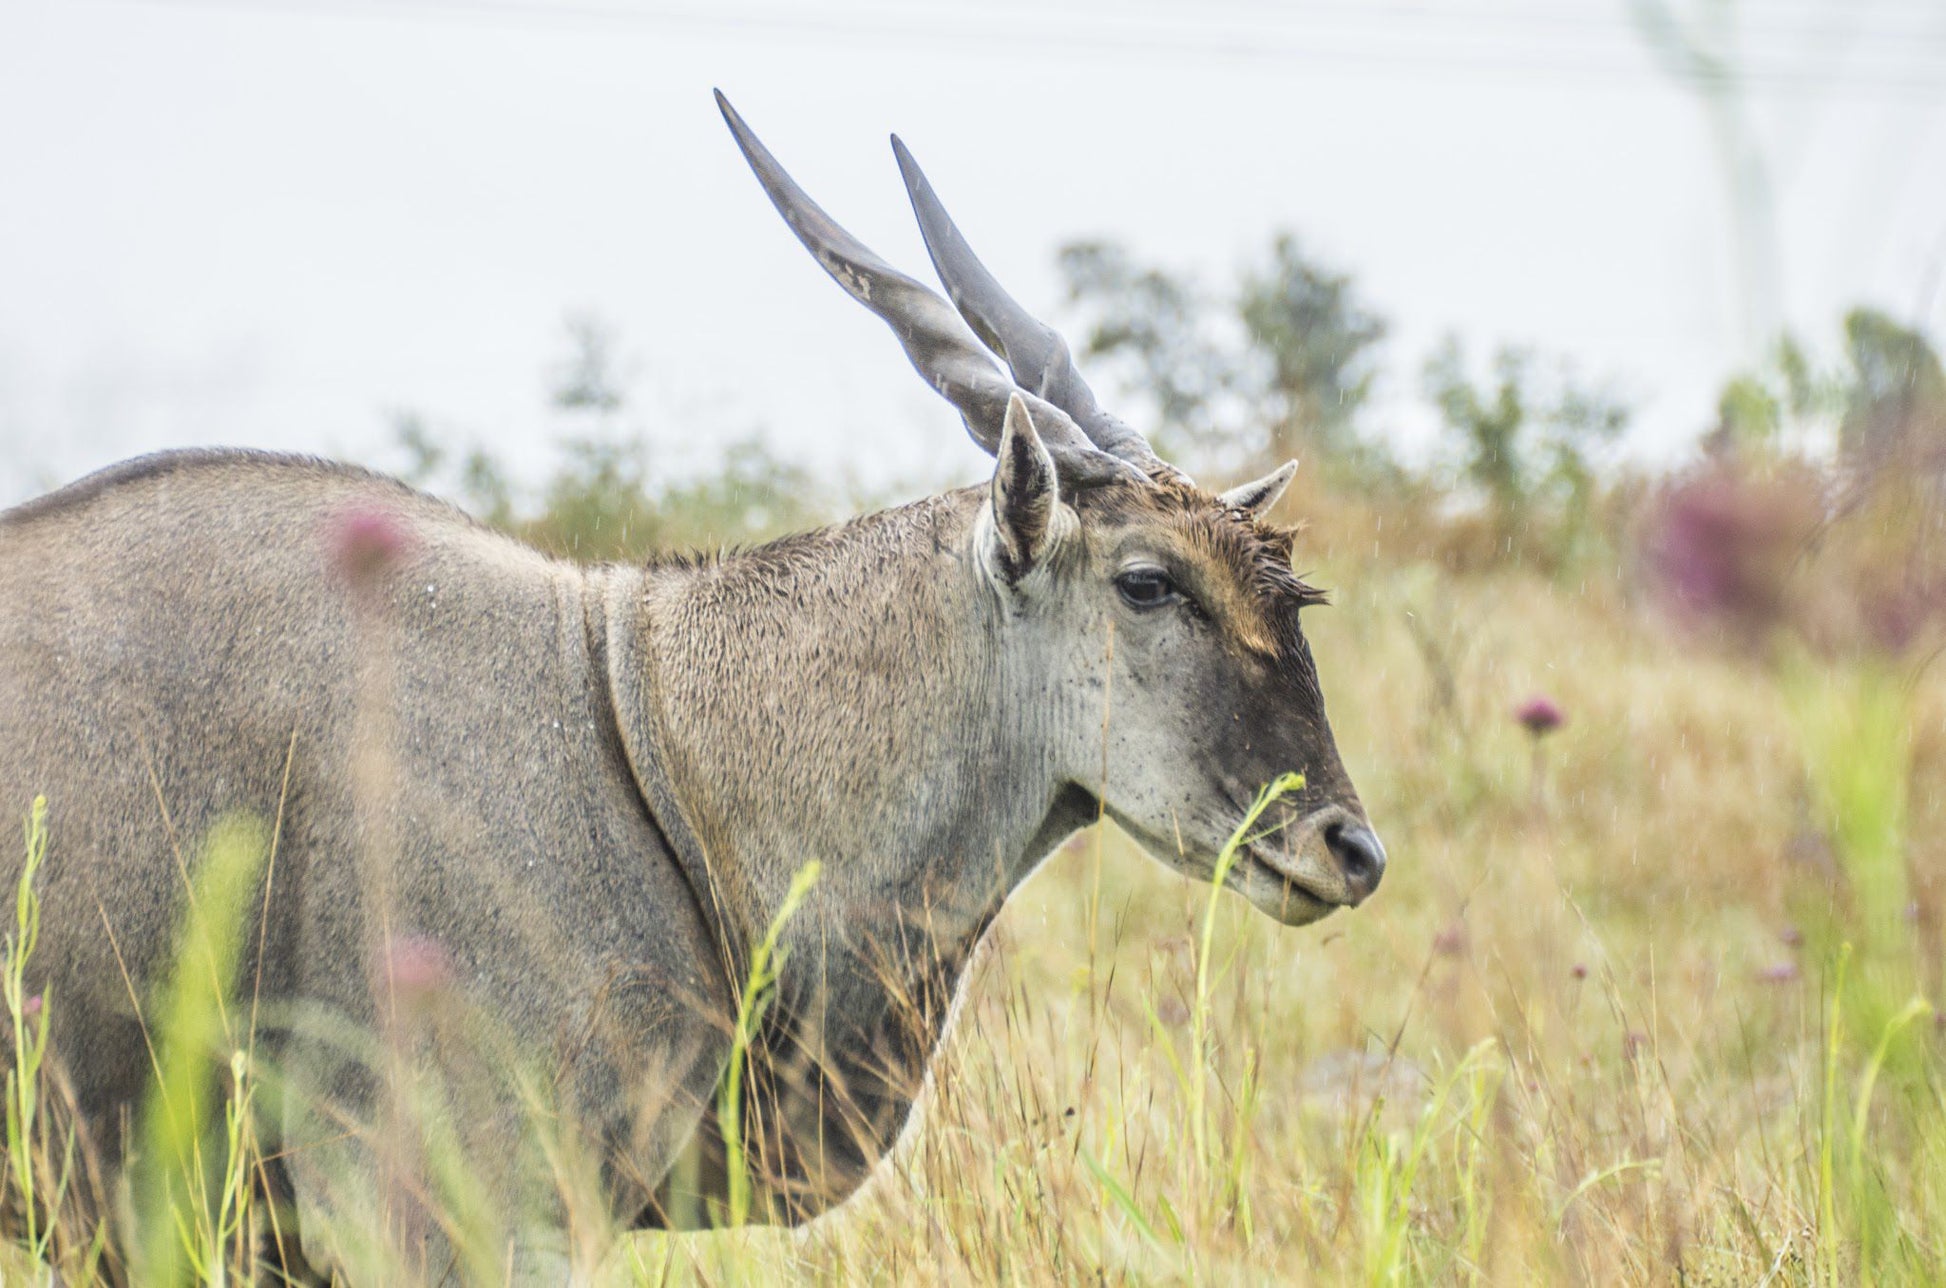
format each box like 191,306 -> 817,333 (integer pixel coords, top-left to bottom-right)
716,91 -> 1142,489
891,136 -> 1188,486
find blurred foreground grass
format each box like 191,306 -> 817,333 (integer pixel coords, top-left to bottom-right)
6,533 -> 1939,1283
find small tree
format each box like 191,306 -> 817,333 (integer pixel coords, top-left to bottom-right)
1705,334 -> 1831,455
1237,233 -> 1388,473
388,314 -> 828,563
1059,233 -> 1393,480
652,437 -> 822,550
521,313 -> 657,560
1056,240 -> 1233,463
525,435 -> 660,561
1422,336 -> 1630,545
1706,311 -> 1945,481
393,411 -> 514,527
549,312 -> 630,415
1838,308 -> 1946,477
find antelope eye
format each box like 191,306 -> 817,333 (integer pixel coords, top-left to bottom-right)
1114,566 -> 1179,609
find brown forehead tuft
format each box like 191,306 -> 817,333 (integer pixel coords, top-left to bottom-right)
1076,477 -> 1328,656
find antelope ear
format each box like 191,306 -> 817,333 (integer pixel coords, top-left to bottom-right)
1217,460 -> 1299,517
985,393 -> 1062,583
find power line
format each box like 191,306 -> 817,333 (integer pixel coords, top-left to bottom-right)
1080,0 -> 1946,49
104,0 -> 1946,98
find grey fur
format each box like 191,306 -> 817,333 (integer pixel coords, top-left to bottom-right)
0,433 -> 1375,1265
891,134 -> 1179,482
0,110 -> 1379,1277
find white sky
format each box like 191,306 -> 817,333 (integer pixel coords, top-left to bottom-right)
2,0 -> 1943,507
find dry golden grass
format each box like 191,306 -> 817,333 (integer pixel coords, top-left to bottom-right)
4,518 -> 1941,1285
620,555 -> 1945,1285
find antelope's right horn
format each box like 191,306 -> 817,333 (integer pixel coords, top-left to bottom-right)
891,136 -> 1187,486
716,91 -> 1143,489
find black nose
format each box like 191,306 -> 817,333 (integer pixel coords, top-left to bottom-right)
1325,821 -> 1386,902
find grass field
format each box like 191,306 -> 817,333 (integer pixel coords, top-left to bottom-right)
3,482 -> 1942,1284
658,546 -> 1941,1284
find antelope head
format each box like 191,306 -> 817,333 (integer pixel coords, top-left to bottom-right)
718,93 -> 1384,925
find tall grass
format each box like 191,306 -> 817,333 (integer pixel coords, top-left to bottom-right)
1,555 -> 1942,1283
1188,771 -> 1303,1180
717,859 -> 821,1229
2,796 -> 99,1281
128,814 -> 272,1286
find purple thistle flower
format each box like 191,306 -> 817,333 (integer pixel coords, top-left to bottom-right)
1642,463 -> 1819,644
1516,694 -> 1564,737
327,505 -> 416,591
1757,961 -> 1800,984
1862,582 -> 1932,657
383,934 -> 454,1003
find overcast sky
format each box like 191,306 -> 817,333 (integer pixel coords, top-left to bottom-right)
3,0 -> 1943,507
